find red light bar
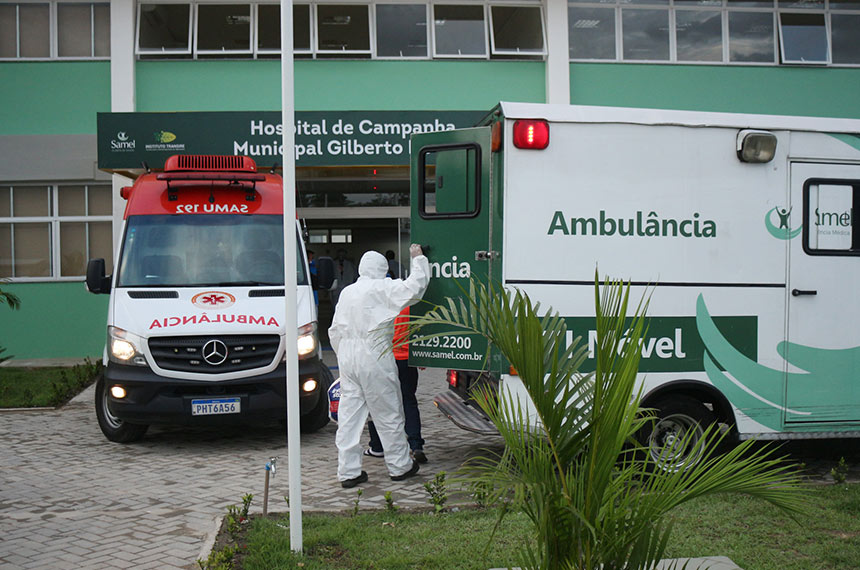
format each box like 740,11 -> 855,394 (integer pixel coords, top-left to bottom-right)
447,370 -> 458,388
164,155 -> 257,173
512,120 -> 549,150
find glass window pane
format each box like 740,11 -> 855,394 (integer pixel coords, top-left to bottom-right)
0,224 -> 11,277
60,222 -> 87,276
727,0 -> 775,6
831,0 -> 860,9
676,10 -> 722,62
331,229 -> 352,244
94,3 -> 111,57
806,184 -> 854,251
13,186 -> 50,217
491,6 -> 543,53
0,5 -> 17,58
778,0 -> 824,8
89,221 -> 113,272
729,11 -> 775,62
779,13 -> 827,63
198,4 -> 251,51
19,4 -> 49,58
317,5 -> 370,51
139,4 -> 190,50
294,4 -> 310,50
14,223 -> 51,277
0,187 -> 10,217
58,4 -> 93,57
622,9 -> 669,61
832,15 -> 860,64
675,0 -> 722,4
376,4 -> 428,57
58,185 -> 86,216
421,146 -> 479,216
434,5 -> 486,56
308,229 -> 328,244
257,4 -> 280,50
88,185 -> 112,216
569,7 -> 616,60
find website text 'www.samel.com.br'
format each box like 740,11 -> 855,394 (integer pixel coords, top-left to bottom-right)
411,349 -> 484,361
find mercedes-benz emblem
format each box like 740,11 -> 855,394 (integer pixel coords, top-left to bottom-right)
202,339 -> 228,366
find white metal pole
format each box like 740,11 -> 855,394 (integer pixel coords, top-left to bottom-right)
280,0 -> 302,552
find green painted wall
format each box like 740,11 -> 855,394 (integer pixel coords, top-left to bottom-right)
570,64 -> 860,119
0,62 -> 110,135
136,60 -> 546,111
0,282 -> 108,361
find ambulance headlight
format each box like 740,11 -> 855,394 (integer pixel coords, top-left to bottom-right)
296,322 -> 318,360
737,130 -> 777,163
108,326 -> 148,366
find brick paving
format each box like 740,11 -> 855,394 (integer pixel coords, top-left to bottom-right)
0,353 -> 501,569
2,351 -> 858,569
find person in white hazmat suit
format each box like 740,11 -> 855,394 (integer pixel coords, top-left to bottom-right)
329,244 -> 430,488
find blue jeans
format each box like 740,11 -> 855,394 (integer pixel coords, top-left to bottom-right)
368,359 -> 424,452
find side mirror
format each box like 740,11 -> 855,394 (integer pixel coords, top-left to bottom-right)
315,257 -> 335,290
86,259 -> 112,294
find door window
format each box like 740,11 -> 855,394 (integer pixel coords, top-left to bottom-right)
803,179 -> 859,255
418,144 -> 480,219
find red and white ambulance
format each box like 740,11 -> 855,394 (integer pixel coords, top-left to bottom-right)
86,154 -> 333,442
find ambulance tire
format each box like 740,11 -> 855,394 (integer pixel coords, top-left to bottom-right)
95,375 -> 149,443
639,395 -> 716,473
300,365 -> 333,433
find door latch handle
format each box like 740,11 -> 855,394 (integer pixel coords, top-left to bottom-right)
791,289 -> 818,296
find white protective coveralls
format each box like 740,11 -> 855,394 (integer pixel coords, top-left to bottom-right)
329,249 -> 430,481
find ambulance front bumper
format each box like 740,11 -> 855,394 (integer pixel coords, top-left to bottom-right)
103,360 -> 326,425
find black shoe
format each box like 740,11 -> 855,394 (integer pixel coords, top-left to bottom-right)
390,461 -> 420,481
341,471 -> 368,488
363,448 -> 384,458
411,449 -> 428,464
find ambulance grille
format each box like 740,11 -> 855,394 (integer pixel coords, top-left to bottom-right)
149,334 -> 280,373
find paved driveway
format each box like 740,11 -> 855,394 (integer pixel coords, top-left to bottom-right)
2,355 -> 858,569
0,356 -> 501,569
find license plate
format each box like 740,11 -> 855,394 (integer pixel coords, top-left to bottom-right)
191,397 -> 241,416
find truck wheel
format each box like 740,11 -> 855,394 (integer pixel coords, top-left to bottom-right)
94,376 -> 148,443
640,396 -> 716,472
300,364 -> 333,433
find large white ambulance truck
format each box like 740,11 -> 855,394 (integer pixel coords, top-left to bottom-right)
86,155 -> 333,442
409,102 -> 860,469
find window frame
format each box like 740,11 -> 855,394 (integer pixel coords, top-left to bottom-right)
136,2 -> 193,56
417,143 -> 482,221
0,1 -> 110,61
488,4 -> 546,57
194,2 -> 253,56
314,2 -> 372,56
0,182 -> 114,282
373,1 -> 431,60
777,10 -> 831,65
431,2 -> 489,59
802,178 -> 860,257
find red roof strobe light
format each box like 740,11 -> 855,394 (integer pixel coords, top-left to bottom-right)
512,119 -> 550,150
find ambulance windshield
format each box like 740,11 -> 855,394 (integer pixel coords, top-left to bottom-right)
116,215 -> 306,288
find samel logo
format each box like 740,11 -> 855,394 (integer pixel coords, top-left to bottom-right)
765,206 -> 801,240
110,131 -> 136,152
191,291 -> 236,310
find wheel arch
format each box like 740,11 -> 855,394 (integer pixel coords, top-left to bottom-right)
641,379 -> 737,431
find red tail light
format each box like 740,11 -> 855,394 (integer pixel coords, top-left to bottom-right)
447,370 -> 459,388
512,119 -> 549,150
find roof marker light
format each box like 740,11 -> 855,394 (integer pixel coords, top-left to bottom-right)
513,119 -> 549,150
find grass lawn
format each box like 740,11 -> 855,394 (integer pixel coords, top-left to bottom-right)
203,483 -> 860,570
0,360 -> 101,408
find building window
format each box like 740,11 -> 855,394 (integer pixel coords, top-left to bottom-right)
569,0 -> 859,67
196,3 -> 252,55
316,3 -> 371,56
433,4 -> 487,58
489,5 -> 545,57
376,3 -> 428,58
778,12 -> 828,64
0,183 -> 113,280
0,1 -> 109,60
138,3 -> 192,54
